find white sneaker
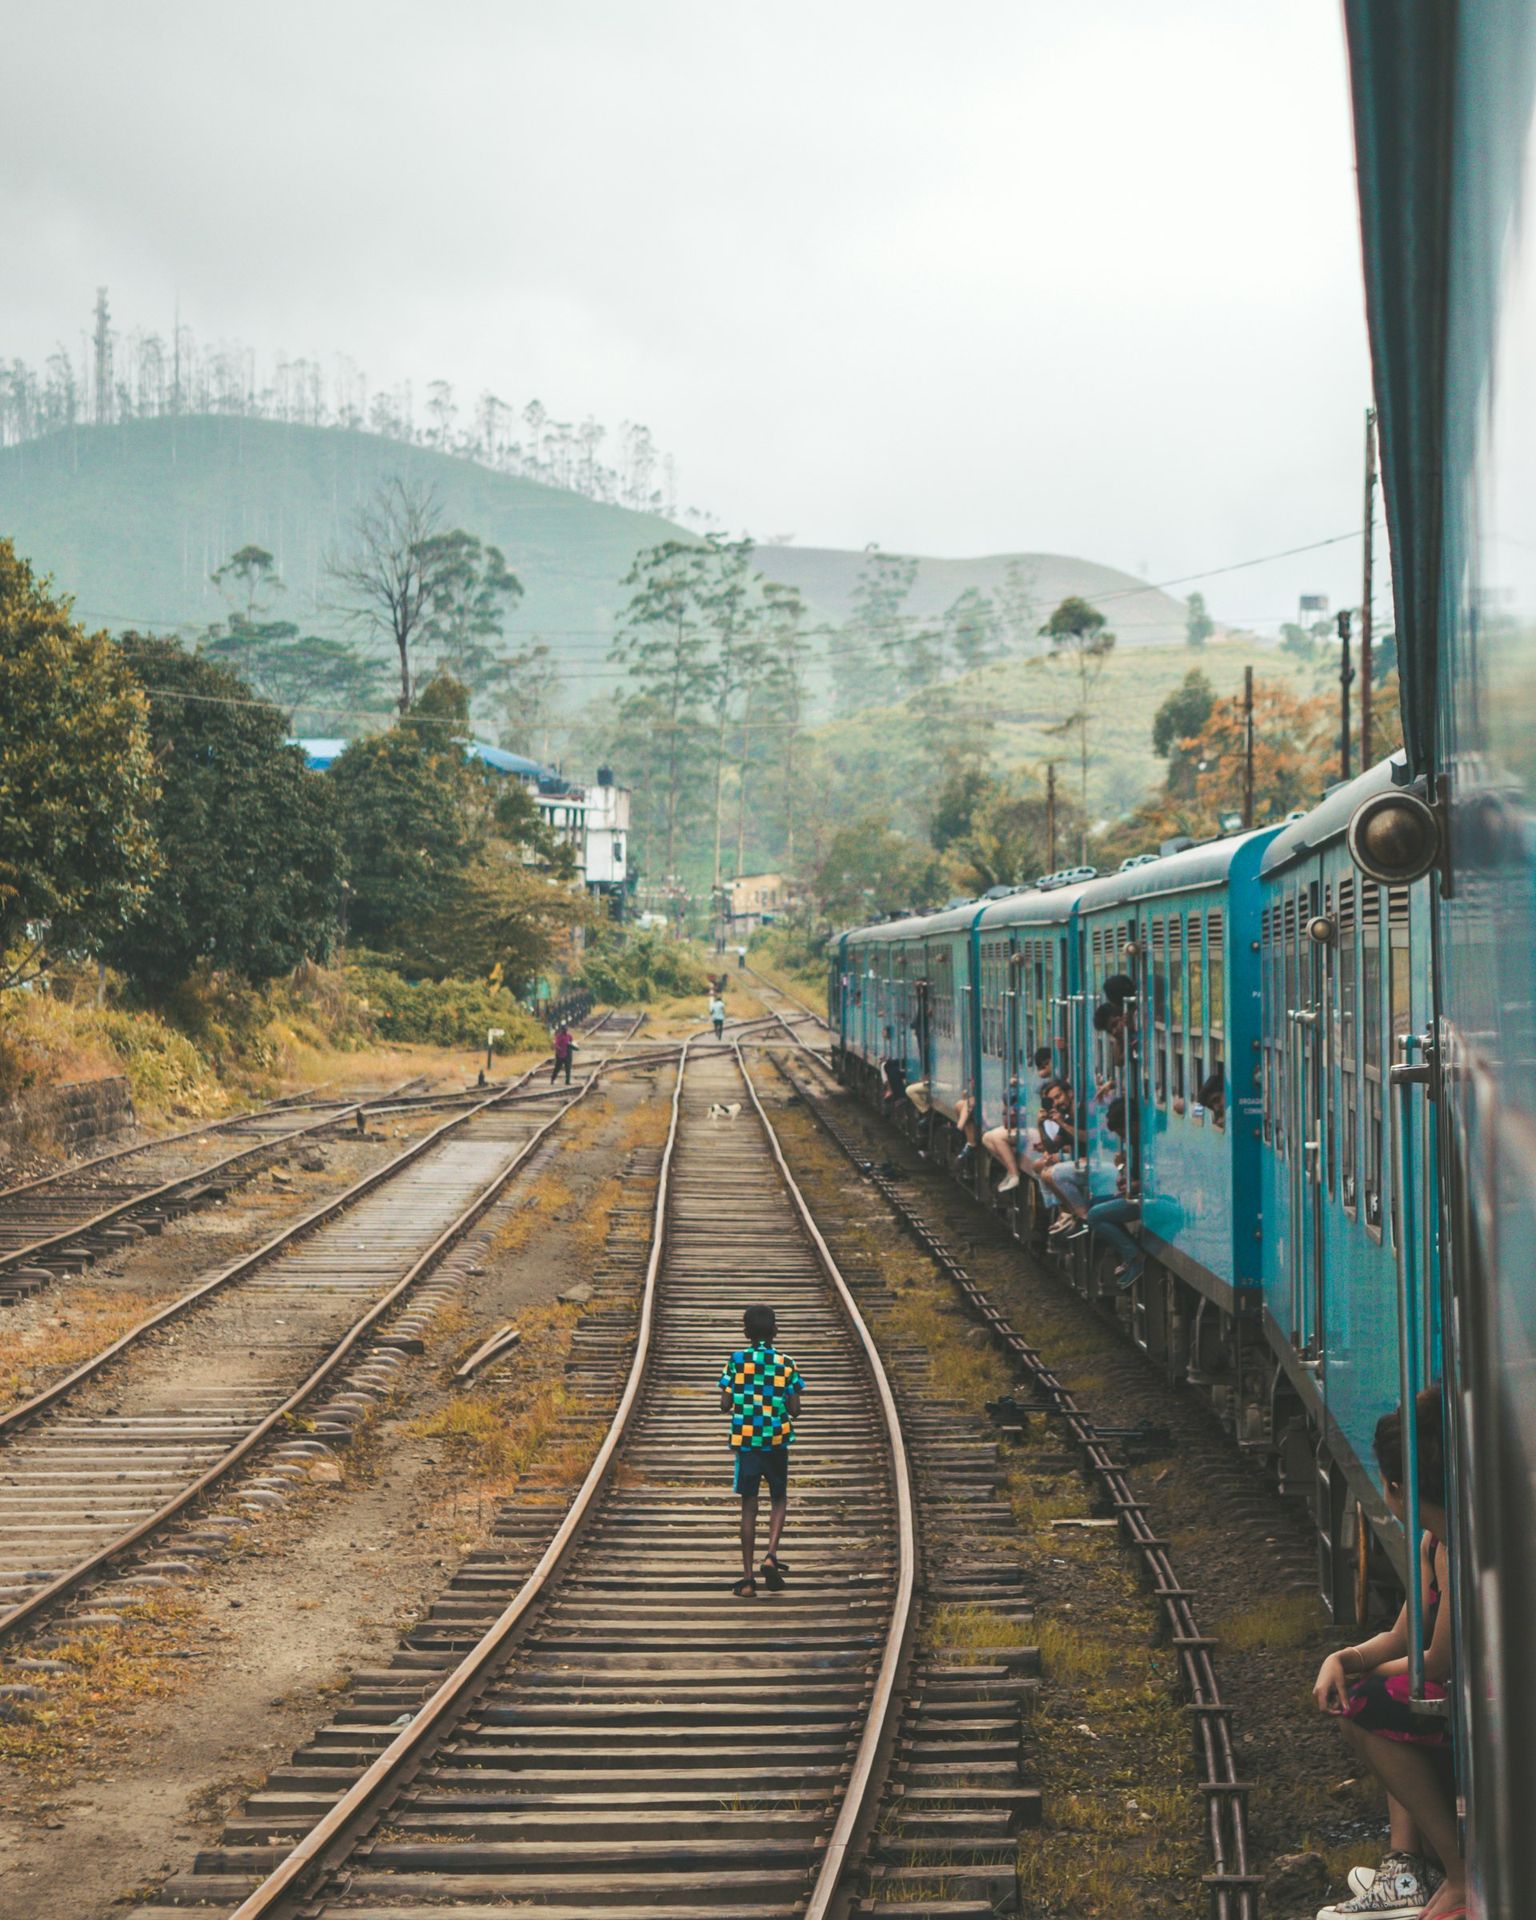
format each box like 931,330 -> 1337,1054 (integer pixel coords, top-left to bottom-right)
997,1173 -> 1020,1192
1346,1859 -> 1444,1902
1317,1850 -> 1435,1916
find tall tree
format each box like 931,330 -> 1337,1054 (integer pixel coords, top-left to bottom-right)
1038,595 -> 1117,860
0,540 -> 158,987
696,535 -> 759,892
943,586 -> 1002,675
103,639 -> 342,997
325,477 -> 457,712
416,531 -> 524,704
811,815 -> 942,922
759,583 -> 810,869
497,640 -> 564,764
608,541 -> 719,878
1151,667 -> 1216,797
833,548 -> 916,716
1185,591 -> 1214,649
994,556 -> 1040,657
203,544 -> 388,733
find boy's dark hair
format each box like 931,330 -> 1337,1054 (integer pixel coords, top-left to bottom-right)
1092,1002 -> 1123,1033
1198,1072 -> 1224,1107
1106,1097 -> 1126,1135
1103,971 -> 1135,1002
1374,1387 -> 1446,1508
743,1304 -> 777,1344
1032,1046 -> 1054,1071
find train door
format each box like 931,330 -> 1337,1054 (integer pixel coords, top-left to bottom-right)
1283,879 -> 1327,1360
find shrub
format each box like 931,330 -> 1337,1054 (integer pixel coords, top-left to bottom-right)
578,932 -> 710,1005
344,961 -> 546,1051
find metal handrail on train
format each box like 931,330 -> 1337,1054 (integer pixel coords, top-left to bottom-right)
1390,1030 -> 1436,1706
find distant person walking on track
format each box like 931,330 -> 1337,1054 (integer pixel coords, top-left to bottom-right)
719,1304 -> 803,1598
550,1021 -> 576,1085
709,993 -> 726,1040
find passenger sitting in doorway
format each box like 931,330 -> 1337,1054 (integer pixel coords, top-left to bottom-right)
954,1092 -> 980,1171
1038,1084 -> 1087,1233
880,1028 -> 907,1105
1078,1100 -> 1142,1282
981,1080 -> 1028,1193
1046,1092 -> 1125,1230
1311,1388 -> 1462,1920
1197,1071 -> 1225,1128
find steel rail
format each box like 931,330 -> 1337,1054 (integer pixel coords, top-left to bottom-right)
0,1013 -> 631,1441
220,1034 -> 914,1920
219,1041 -> 693,1920
0,1071 -> 613,1645
764,1028 -> 1262,1920
735,1044 -> 917,1920
0,1098 -> 379,1283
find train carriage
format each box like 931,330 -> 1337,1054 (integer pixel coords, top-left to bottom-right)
1072,835 -> 1276,1383
1255,759 -> 1439,1615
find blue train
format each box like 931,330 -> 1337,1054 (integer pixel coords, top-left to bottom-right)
835,8 -> 1536,1910
830,751 -> 1432,1624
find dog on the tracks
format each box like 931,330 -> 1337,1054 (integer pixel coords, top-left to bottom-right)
707,1102 -> 742,1120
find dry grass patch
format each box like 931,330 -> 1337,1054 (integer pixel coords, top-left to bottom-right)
0,1287 -> 162,1412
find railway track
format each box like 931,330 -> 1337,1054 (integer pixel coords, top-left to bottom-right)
0,1082 -> 426,1306
132,1041 -> 1043,1920
0,1014 -> 641,1644
748,987 -> 1263,1920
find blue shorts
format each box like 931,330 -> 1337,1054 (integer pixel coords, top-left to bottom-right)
733,1446 -> 789,1500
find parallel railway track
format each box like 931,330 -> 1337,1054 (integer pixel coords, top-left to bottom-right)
134,1043 -> 962,1920
0,1083 -> 428,1305
0,1013 -> 641,1644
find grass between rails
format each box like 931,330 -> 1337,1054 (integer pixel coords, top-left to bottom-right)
762,1081 -> 1206,1918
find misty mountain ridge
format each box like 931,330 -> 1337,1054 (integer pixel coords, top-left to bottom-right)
0,415 -> 1195,701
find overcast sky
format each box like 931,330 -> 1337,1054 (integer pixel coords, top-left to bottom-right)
1,0 -> 1375,629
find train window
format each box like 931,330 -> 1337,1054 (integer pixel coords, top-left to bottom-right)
1188,914 -> 1205,1105
1362,885 -> 1383,1233
1152,918 -> 1168,1107
1337,879 -> 1358,1216
1388,888 -> 1412,1049
1170,915 -> 1187,1106
1260,907 -> 1273,1140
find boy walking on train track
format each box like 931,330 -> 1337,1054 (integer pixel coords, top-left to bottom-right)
718,1304 -> 803,1598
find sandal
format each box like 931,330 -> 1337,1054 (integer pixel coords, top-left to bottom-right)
760,1557 -> 787,1590
732,1576 -> 757,1599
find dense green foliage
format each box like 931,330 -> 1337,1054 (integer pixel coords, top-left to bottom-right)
0,539 -> 160,984
331,674 -> 587,987
344,959 -> 546,1049
578,931 -> 711,1004
103,638 -> 344,997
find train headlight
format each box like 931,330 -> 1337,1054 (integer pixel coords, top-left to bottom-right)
1345,789 -> 1442,886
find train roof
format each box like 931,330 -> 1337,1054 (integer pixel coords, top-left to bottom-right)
1260,753 -> 1406,876
839,913 -> 936,945
1074,825 -> 1279,912
975,877 -> 1096,932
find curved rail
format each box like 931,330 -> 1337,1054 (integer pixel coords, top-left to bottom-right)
221,1042 -> 693,1920
765,1017 -> 1261,1920
216,1037 -> 914,1920
736,1045 -> 916,1919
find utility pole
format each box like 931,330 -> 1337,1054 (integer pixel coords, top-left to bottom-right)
1045,762 -> 1057,870
1242,666 -> 1255,828
1337,608 -> 1354,782
1360,406 -> 1377,769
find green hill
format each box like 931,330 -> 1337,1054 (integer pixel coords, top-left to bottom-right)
0,416 -> 1208,725
753,545 -> 1192,648
0,415 -> 685,656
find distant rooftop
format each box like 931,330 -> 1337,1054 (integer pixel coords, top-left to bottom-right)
292,737 -> 559,782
